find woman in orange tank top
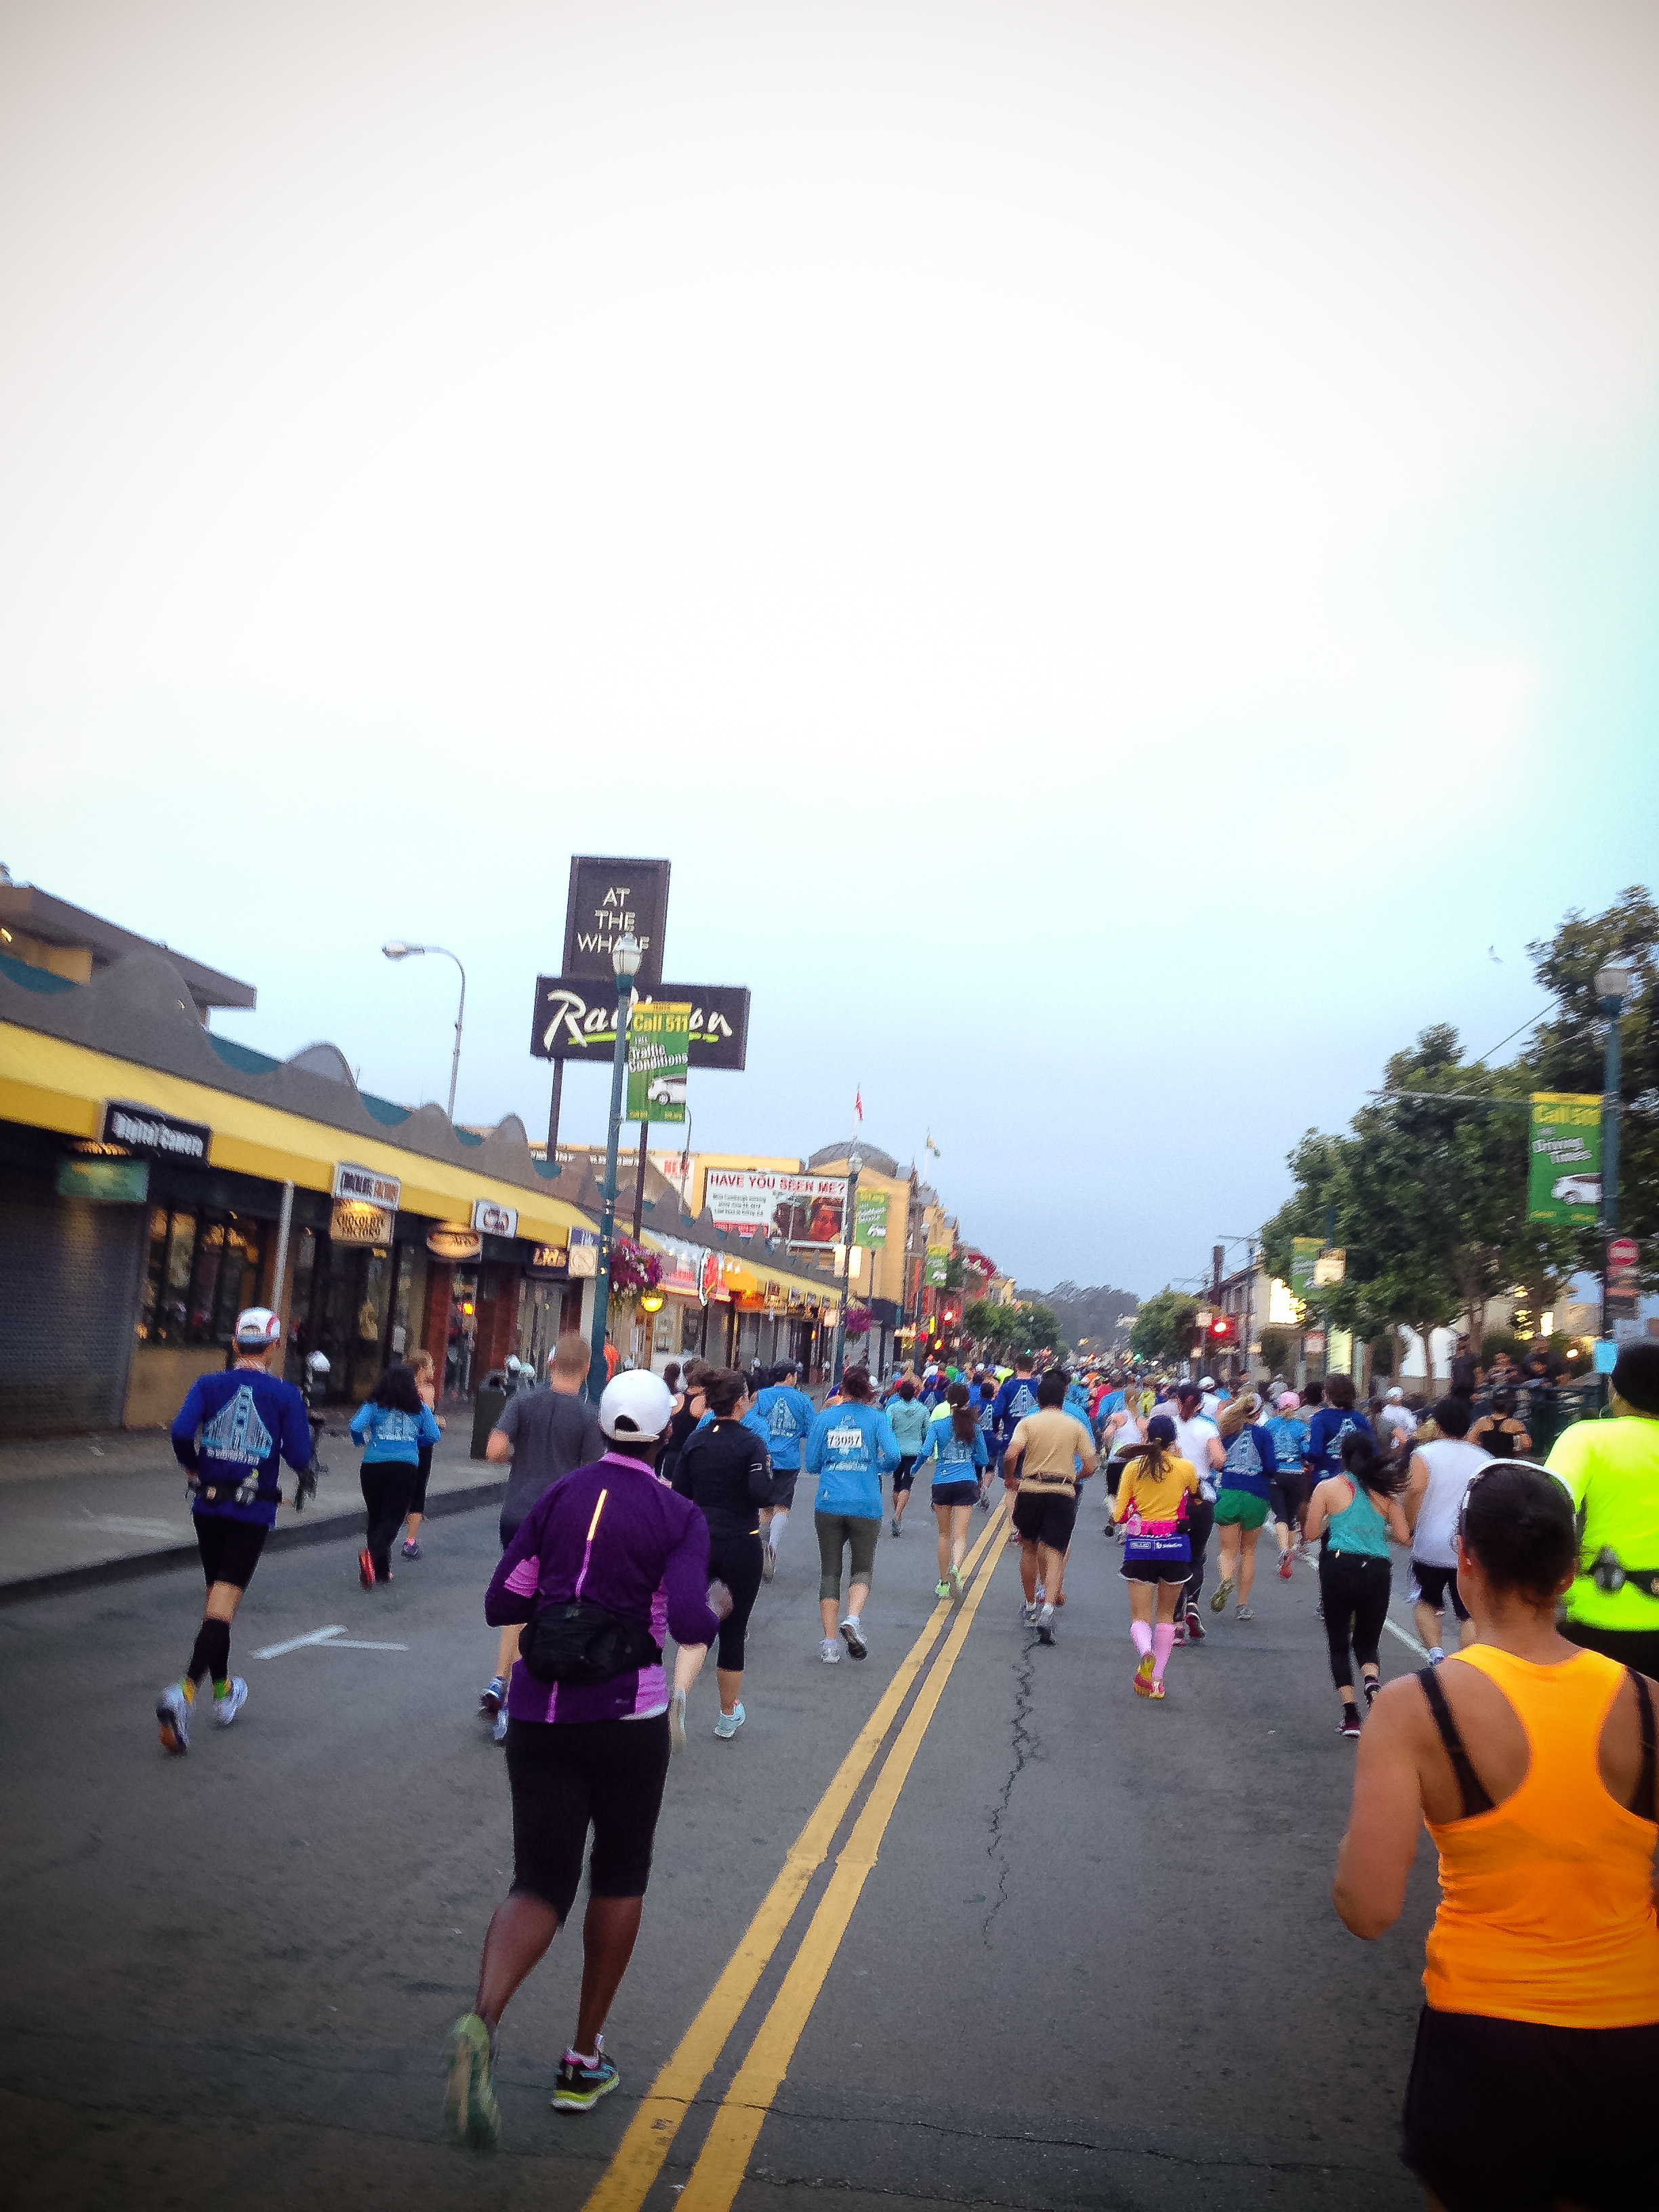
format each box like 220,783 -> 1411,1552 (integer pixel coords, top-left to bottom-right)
1332,1462 -> 1658,2212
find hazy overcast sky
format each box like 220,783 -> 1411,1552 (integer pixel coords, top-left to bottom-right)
4,0 -> 1656,1294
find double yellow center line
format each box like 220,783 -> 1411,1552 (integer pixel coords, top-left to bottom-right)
582,1502 -> 1010,2212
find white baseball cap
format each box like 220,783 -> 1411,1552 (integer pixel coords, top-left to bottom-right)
234,1307 -> 282,1350
599,1369 -> 674,1442
1387,1386 -> 1405,1402
1198,1376 -> 1216,1390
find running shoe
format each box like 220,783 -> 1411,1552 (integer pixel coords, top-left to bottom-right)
1185,1607 -> 1206,1643
1235,1605 -> 1254,1621
947,1561 -> 964,1602
762,1543 -> 775,1583
840,1617 -> 867,1660
1364,1677 -> 1381,1708
213,1677 -> 248,1727
1338,1709 -> 1362,1738
479,1675 -> 506,1721
493,1706 -> 509,1746
1171,1620 -> 1186,1648
156,1682 -> 190,1755
934,1578 -> 951,1599
1133,1652 -> 1156,1696
552,2041 -> 619,2113
402,1538 -> 423,1560
1020,1600 -> 1040,1626
714,1702 -> 745,1741
1147,1679 -> 1166,1700
1277,1550 -> 1293,1580
1210,1576 -> 1235,1614
444,2012 -> 501,2149
1036,1605 -> 1057,1646
977,1489 -> 991,1513
1035,1583 -> 1046,1603
891,1515 -> 902,1537
1427,1645 -> 1445,1666
357,1549 -> 375,1591
668,1687 -> 688,1752
820,1638 -> 841,1664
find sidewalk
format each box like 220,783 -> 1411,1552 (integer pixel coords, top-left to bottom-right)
0,1425 -> 501,1603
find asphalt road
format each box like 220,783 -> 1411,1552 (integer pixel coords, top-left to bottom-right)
0,1486 -> 1440,2211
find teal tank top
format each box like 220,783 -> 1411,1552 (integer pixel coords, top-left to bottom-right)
1327,1478 -> 1391,1559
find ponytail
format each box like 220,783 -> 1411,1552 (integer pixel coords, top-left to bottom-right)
947,1382 -> 976,1447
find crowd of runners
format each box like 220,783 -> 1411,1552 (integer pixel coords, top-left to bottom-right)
152,1309 -> 1659,2202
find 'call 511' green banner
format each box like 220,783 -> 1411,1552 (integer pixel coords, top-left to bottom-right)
1528,1092 -> 1602,1224
1289,1237 -> 1321,1305
923,1245 -> 950,1288
626,1003 -> 691,1124
853,1189 -> 888,1247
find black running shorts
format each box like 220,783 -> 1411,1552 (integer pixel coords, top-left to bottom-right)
1402,2004 -> 1659,2211
891,1454 -> 918,1494
1410,1560 -> 1470,1622
194,1514 -> 268,1591
505,1713 -> 672,1922
1012,1489 -> 1078,1551
766,1469 -> 799,1509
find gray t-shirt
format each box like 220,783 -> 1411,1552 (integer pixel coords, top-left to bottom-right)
495,1386 -> 605,1530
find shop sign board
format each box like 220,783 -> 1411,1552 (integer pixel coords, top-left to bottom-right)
58,1155 -> 149,1203
1289,1237 -> 1321,1303
472,1199 -> 519,1239
853,1189 -> 888,1248
563,857 -> 671,989
529,978 -> 750,1070
101,1101 -> 210,1162
703,1170 -> 847,1243
650,1237 -> 703,1295
527,1243 -> 569,1278
333,1162 -> 402,1210
333,1198 -> 395,1246
569,1229 -> 599,1279
923,1246 -> 950,1288
427,1222 -> 483,1261
1528,1094 -> 1603,1223
626,1002 -> 691,1124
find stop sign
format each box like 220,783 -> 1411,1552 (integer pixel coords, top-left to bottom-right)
1608,1237 -> 1639,1269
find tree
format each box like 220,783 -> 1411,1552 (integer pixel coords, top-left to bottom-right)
1033,1282 -> 1139,1356
963,1298 -> 1020,1359
1129,1288 -> 1199,1365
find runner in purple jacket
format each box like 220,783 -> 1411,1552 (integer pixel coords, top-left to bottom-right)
445,1372 -> 725,2148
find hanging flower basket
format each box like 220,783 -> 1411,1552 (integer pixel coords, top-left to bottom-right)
845,1304 -> 872,1338
607,1238 -> 662,1298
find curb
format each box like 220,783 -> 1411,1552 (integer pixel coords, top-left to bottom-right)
0,1478 -> 506,1608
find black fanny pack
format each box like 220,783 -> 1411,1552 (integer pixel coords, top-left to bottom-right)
518,1596 -> 662,1686
1589,1549 -> 1659,1600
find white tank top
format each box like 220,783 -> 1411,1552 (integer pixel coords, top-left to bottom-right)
1412,1438 -> 1492,1568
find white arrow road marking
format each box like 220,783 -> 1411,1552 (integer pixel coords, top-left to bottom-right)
253,1624 -> 408,1658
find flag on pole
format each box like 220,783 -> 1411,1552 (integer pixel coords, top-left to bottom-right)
855,1088 -> 864,1124
925,1130 -> 941,1160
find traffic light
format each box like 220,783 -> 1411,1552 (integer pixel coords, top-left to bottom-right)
1210,1315 -> 1235,1343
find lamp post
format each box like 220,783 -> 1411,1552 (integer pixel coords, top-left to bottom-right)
832,1147 -> 863,1392
588,933 -> 642,1404
382,943 -> 467,1122
1595,960 -> 1632,1345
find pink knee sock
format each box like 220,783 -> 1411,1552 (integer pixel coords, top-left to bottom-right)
1130,1620 -> 1153,1658
1151,1624 -> 1176,1681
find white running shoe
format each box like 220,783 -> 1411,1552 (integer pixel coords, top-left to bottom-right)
493,1706 -> 509,1746
820,1638 -> 841,1664
668,1687 -> 689,1751
156,1682 -> 190,1755
213,1677 -> 248,1727
840,1617 -> 868,1660
762,1544 -> 776,1583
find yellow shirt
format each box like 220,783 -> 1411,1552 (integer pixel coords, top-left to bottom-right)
1547,1416 -> 1659,1630
1114,1454 -> 1200,1528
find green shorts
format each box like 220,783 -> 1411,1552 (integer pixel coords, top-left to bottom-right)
1213,1489 -> 1269,1531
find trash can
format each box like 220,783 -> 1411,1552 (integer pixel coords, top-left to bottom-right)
472,1377 -> 510,1460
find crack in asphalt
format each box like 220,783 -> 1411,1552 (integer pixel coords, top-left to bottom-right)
981,1627 -> 1038,1946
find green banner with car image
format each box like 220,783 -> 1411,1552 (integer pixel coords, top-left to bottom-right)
626,1003 -> 691,1123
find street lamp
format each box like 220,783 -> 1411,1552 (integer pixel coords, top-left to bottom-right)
1595,961 -> 1633,1344
588,934 -> 642,1403
832,1147 -> 863,1391
382,943 -> 468,1122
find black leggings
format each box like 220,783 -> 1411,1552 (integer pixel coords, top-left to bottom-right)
1318,1549 -> 1391,1690
407,1443 -> 432,1517
361,1462 -> 415,1582
1181,1496 -> 1214,1610
707,1531 -> 765,1673
505,1713 -> 672,1923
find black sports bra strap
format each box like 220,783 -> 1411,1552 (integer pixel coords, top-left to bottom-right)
1417,1666 -> 1496,1820
1629,1671 -> 1657,1825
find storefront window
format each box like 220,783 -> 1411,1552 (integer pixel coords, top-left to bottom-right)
137,1206 -> 264,1345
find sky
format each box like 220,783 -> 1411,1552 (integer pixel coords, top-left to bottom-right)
3,0 -> 1656,1297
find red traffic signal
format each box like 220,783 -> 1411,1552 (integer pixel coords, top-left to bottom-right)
1210,1315 -> 1235,1342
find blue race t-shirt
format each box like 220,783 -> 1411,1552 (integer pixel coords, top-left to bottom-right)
754,1384 -> 817,1471
172,1367 -> 314,1528
1218,1422 -> 1278,1498
916,1419 -> 989,1480
1305,1406 -> 1376,1480
804,1403 -> 900,1517
991,1375 -> 1042,1450
1265,1415 -> 1309,1477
